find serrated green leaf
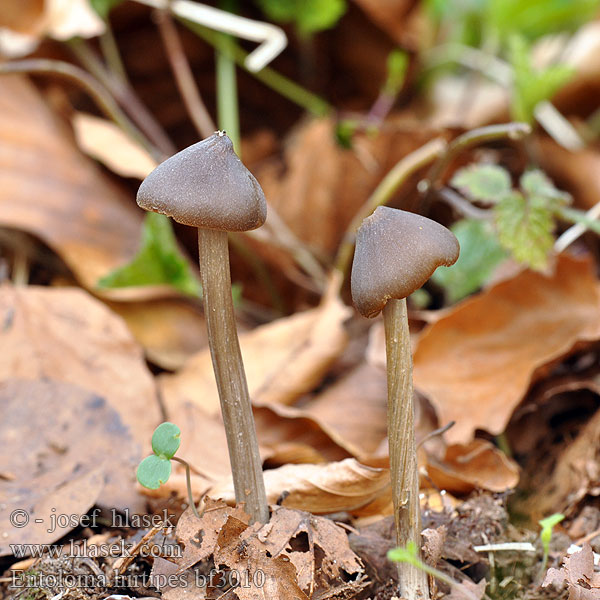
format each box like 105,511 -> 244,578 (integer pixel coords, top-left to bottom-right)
451,164 -> 512,203
432,219 -> 507,302
520,170 -> 570,205
136,454 -> 172,489
256,0 -> 347,36
494,191 -> 554,270
151,422 -> 181,459
89,0 -> 125,19
97,212 -> 201,296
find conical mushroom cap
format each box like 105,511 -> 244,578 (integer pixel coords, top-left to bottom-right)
137,132 -> 267,231
351,207 -> 459,318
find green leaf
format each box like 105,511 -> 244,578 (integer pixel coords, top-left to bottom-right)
487,0 -> 600,42
494,191 -> 554,270
151,422 -> 181,459
451,164 -> 512,203
520,170 -> 570,205
256,0 -> 347,36
136,454 -> 172,490
539,513 -> 565,549
89,0 -> 125,19
432,219 -> 507,302
509,34 -> 574,124
97,212 -> 201,296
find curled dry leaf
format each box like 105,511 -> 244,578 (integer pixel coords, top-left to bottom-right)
0,77 -> 142,288
167,500 -> 365,600
543,544 -> 600,599
0,76 -> 206,367
426,439 -> 520,494
0,0 -> 104,56
210,458 -> 390,516
160,291 -> 350,416
413,255 -> 600,444
72,112 -> 158,180
0,377 -> 141,555
0,285 -> 160,449
146,459 -> 390,517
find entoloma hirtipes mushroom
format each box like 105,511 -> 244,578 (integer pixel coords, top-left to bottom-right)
137,131 -> 269,524
351,206 -> 459,600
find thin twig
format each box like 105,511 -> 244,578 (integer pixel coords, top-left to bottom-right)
333,137 -> 447,283
155,8 -> 215,138
0,58 -> 163,162
68,38 -> 175,157
554,201 -> 600,252
420,122 -> 531,196
437,187 -> 494,220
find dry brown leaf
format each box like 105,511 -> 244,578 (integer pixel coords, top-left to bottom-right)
534,403 -> 600,515
0,378 -> 142,555
107,299 -> 207,370
289,363 -> 388,461
0,76 -> 142,288
72,112 -> 157,180
413,255 -> 600,444
0,285 -> 161,448
543,544 -> 600,599
210,458 -> 390,516
254,506 -> 365,596
426,439 -> 520,494
160,291 -> 350,416
175,499 -> 250,572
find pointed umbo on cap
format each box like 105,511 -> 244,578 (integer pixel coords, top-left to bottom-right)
137,131 -> 267,231
351,207 -> 459,318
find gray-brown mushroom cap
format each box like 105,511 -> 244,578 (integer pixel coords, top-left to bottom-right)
137,132 -> 267,231
351,207 -> 459,318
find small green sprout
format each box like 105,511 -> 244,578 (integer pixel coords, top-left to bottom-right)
539,513 -> 565,575
388,542 -> 481,600
137,422 -> 199,518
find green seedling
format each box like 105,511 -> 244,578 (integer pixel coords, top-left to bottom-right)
388,542 -> 481,600
137,422 -> 200,518
539,513 -> 565,576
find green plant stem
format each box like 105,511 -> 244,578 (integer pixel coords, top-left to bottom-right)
99,25 -> 128,84
67,38 -> 175,157
155,8 -> 216,139
180,20 -> 331,117
556,206 -> 600,235
0,59 -> 163,162
422,122 -> 532,195
215,0 -> 240,153
197,228 -> 269,524
171,457 -> 200,518
384,298 -> 428,600
333,137 -> 447,285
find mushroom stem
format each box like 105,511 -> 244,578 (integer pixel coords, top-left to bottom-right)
197,228 -> 269,524
383,298 -> 428,600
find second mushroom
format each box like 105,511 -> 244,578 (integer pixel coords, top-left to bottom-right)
351,206 -> 459,600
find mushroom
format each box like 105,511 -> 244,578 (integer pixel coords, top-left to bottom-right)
137,131 -> 269,524
351,206 -> 459,600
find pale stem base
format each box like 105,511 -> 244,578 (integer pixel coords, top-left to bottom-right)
383,298 -> 429,600
198,228 -> 269,524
